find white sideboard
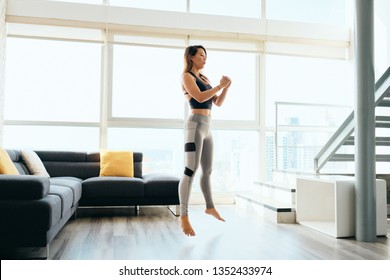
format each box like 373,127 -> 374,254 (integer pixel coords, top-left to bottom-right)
296,176 -> 387,238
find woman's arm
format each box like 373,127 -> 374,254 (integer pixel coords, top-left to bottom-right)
213,78 -> 231,107
213,88 -> 228,107
182,73 -> 221,103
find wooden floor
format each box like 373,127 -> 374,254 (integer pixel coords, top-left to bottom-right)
2,204 -> 390,260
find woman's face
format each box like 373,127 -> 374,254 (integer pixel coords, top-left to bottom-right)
191,48 -> 207,70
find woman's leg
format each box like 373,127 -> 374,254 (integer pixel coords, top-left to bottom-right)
200,131 -> 225,222
178,119 -> 204,216
178,117 -> 206,236
199,131 -> 214,209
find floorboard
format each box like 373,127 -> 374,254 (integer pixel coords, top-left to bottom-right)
1,204 -> 389,260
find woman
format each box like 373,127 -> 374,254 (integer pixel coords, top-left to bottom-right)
179,45 -> 231,236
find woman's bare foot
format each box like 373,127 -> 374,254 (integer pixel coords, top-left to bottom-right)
180,215 -> 196,236
205,207 -> 226,222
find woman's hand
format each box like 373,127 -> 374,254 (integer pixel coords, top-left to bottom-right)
225,76 -> 232,88
219,75 -> 231,89
213,76 -> 231,107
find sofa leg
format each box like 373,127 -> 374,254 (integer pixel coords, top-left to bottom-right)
44,245 -> 50,260
168,205 -> 180,216
72,210 -> 77,220
135,205 -> 140,215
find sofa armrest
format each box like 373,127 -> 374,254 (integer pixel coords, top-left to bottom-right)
0,175 -> 50,199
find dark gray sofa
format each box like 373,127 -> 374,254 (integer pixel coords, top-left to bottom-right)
0,149 -> 179,258
35,150 -> 180,207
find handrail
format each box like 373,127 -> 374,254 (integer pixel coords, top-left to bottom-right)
314,66 -> 390,173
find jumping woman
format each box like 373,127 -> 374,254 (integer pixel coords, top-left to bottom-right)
179,45 -> 231,236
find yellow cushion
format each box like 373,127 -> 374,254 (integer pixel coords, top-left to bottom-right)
0,148 -> 19,175
99,150 -> 134,177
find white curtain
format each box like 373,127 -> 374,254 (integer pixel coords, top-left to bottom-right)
0,0 -> 6,146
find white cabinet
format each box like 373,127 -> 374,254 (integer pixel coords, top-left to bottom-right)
296,176 -> 387,238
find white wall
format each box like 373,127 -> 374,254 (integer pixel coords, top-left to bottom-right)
0,0 -> 6,147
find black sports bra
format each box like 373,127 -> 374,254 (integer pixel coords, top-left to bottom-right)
184,72 -> 213,110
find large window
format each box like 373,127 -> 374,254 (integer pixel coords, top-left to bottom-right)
111,45 -> 183,119
202,50 -> 258,121
265,54 -> 350,127
3,32 -> 259,194
111,44 -> 258,122
266,0 -> 346,25
190,0 -> 261,19
4,125 -> 99,151
5,37 -> 101,122
2,0 -> 352,195
109,0 -> 186,12
265,55 -> 350,173
4,37 -> 101,150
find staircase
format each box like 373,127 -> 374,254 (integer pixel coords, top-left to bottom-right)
237,67 -> 390,223
236,170 -> 298,224
314,66 -> 390,172
314,66 -> 390,215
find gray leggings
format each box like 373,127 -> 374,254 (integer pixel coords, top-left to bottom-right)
179,114 -> 214,216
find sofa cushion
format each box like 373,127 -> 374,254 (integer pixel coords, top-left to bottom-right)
20,150 -> 50,178
49,185 -> 74,218
143,173 -> 180,197
36,151 -> 99,180
82,177 -> 144,198
99,150 -> 134,177
49,177 -> 82,206
5,149 -> 19,162
0,148 -> 19,175
5,150 -> 30,175
87,152 -> 143,178
44,162 -> 100,180
36,151 -> 87,162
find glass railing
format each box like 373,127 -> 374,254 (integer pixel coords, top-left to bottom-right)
274,101 -> 352,172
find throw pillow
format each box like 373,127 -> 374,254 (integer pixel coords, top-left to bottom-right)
0,148 -> 19,175
20,150 -> 50,178
99,150 -> 134,177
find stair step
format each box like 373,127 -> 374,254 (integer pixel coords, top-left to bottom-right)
235,192 -> 296,224
330,154 -> 390,161
378,100 -> 390,107
344,136 -> 390,146
376,122 -> 390,128
376,116 -> 390,122
236,192 -> 294,211
255,181 -> 296,205
254,181 -> 296,193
